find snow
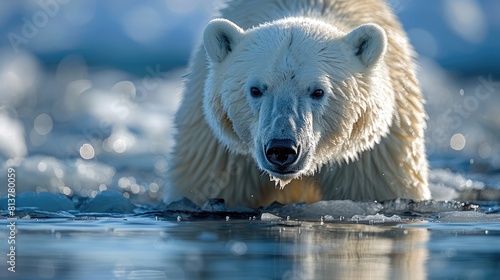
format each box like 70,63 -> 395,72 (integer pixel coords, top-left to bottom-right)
0,55 -> 182,206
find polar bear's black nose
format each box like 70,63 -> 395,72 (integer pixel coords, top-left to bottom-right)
265,139 -> 299,167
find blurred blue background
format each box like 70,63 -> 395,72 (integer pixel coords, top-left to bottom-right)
1,0 -> 500,75
0,0 -> 215,74
0,0 -> 499,205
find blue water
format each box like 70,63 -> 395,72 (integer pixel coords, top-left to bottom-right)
1,198 -> 500,279
2,213 -> 500,280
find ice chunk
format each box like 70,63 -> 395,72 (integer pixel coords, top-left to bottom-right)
201,198 -> 226,212
382,199 -> 478,215
165,196 -> 201,212
79,190 -> 135,213
0,192 -> 75,212
350,213 -> 402,223
263,200 -> 383,221
412,200 -> 478,213
437,211 -> 500,223
323,215 -> 335,221
7,209 -> 75,219
260,213 -> 282,221
155,197 -> 258,221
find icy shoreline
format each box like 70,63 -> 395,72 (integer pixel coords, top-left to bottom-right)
3,191 -> 500,224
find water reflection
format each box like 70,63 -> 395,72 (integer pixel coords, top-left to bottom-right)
283,223 -> 428,280
1,219 -> 429,280
159,221 -> 428,279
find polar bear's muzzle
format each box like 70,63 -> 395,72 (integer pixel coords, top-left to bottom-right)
263,139 -> 302,175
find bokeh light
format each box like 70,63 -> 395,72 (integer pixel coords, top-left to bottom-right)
450,133 -> 466,151
34,113 -> 53,135
79,143 -> 95,160
443,0 -> 487,43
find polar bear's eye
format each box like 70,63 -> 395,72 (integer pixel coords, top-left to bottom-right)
311,89 -> 324,99
250,87 -> 263,98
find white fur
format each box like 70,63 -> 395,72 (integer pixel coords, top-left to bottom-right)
166,0 -> 430,207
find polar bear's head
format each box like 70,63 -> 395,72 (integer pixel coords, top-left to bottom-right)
202,17 -> 394,186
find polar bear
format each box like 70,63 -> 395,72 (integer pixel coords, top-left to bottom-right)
166,0 -> 431,208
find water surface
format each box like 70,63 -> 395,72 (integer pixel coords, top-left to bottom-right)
2,205 -> 500,280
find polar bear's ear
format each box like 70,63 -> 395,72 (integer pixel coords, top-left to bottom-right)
344,24 -> 387,68
203,19 -> 244,63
